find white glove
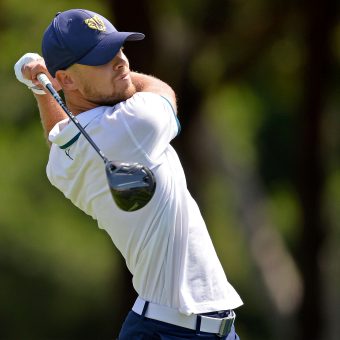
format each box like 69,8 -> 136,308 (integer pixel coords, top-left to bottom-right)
14,53 -> 46,95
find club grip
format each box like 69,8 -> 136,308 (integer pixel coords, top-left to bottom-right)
37,73 -> 52,88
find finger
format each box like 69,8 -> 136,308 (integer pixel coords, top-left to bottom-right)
21,63 -> 33,80
31,64 -> 50,83
22,61 -> 44,81
23,60 -> 60,91
33,67 -> 61,92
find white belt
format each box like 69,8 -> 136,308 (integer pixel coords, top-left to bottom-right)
132,297 -> 235,337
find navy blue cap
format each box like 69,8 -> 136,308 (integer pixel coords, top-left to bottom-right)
42,9 -> 145,77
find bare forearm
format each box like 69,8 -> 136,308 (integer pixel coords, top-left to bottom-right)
34,93 -> 67,144
131,72 -> 177,113
15,56 -> 66,145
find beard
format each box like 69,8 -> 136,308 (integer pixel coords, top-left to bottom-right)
83,81 -> 137,106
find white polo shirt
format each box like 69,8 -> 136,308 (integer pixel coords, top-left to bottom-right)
47,92 -> 243,315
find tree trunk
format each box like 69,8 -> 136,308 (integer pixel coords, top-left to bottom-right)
296,0 -> 336,339
107,0 -> 155,332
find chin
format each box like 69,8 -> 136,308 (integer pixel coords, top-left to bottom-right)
92,85 -> 137,106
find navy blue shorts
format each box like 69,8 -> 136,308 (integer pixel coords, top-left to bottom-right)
118,310 -> 240,339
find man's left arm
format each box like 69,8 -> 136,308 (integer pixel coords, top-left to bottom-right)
15,54 -> 67,145
130,72 -> 177,114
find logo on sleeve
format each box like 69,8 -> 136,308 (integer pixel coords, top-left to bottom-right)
84,15 -> 106,32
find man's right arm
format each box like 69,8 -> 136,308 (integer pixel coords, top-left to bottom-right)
130,72 -> 177,114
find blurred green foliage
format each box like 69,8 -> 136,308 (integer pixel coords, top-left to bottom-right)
0,0 -> 339,340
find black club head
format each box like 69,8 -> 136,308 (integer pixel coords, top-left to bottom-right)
105,161 -> 156,211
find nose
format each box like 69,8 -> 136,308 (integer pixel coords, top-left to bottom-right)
112,50 -> 128,71
113,58 -> 124,70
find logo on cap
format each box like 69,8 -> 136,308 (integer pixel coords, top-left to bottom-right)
84,15 -> 106,32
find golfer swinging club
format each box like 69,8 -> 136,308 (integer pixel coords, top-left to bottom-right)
14,9 -> 242,339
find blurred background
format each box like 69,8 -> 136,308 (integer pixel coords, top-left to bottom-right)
0,0 -> 339,339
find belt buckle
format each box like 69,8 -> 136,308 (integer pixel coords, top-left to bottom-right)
217,313 -> 235,338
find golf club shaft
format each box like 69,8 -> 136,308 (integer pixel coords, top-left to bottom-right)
37,73 -> 109,164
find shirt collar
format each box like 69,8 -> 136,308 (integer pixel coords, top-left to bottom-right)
48,107 -> 105,148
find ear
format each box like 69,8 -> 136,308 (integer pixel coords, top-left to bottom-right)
55,70 -> 78,91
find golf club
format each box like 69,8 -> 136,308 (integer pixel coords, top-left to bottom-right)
37,73 -> 156,212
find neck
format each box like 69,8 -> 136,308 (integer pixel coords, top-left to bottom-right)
64,90 -> 99,116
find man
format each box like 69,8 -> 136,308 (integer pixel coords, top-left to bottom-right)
15,9 -> 242,339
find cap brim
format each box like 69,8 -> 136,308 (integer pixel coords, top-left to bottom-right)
77,31 -> 144,67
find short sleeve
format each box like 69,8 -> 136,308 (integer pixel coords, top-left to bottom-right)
114,92 -> 180,160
